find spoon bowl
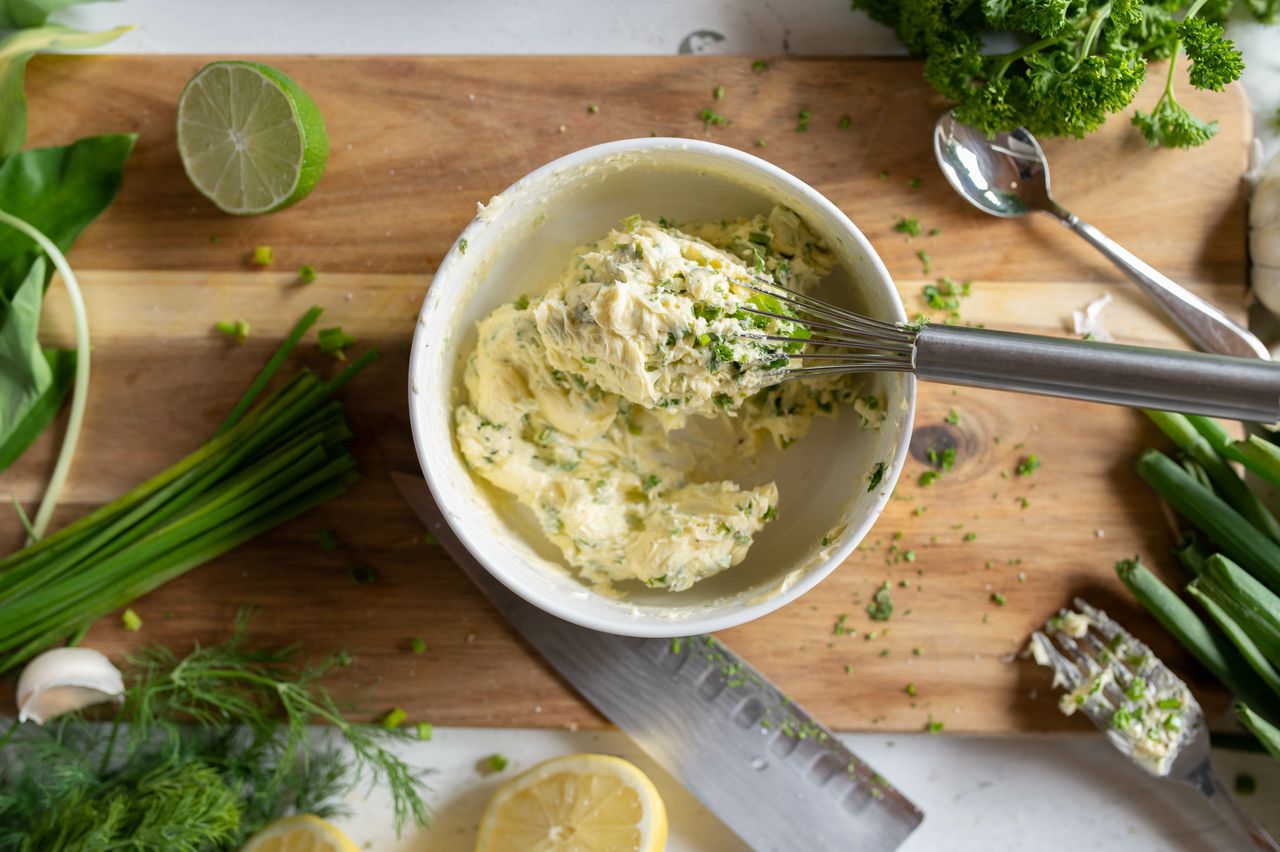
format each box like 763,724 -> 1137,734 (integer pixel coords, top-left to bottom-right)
933,114 -> 1057,218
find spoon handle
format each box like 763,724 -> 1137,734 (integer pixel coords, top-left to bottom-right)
1046,209 -> 1269,360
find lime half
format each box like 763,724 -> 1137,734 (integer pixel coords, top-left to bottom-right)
177,61 -> 329,215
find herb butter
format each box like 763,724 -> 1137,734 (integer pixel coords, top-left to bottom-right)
454,208 -> 880,591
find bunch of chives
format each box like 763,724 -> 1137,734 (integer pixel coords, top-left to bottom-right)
0,308 -> 376,672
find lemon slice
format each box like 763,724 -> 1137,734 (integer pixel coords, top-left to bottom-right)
240,815 -> 359,852
176,61 -> 329,215
476,754 -> 668,852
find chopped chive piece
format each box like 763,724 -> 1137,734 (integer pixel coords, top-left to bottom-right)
318,327 -> 356,360
838,115 -> 851,130
587,103 -> 599,113
751,59 -> 768,72
351,563 -> 378,585
917,250 -> 931,274
926,718 -> 943,733
990,592 -> 1006,606
754,136 -> 767,147
298,263 -> 317,283
1017,455 -> 1041,476
513,294 -> 530,310
121,608 -> 142,632
317,528 -> 338,551
867,581 -> 894,621
945,409 -> 959,425
918,470 -> 939,487
417,722 -> 434,741
252,245 -> 273,266
214,318 -> 250,344
409,637 -> 426,654
907,177 -> 922,190
382,707 -> 407,729
905,682 -> 917,696
486,753 -> 509,772
712,85 -> 725,100
795,110 -> 811,132
868,461 -> 887,492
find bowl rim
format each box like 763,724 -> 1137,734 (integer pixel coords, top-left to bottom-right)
408,136 -> 917,637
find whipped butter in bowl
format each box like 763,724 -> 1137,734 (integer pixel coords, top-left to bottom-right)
409,139 -> 914,636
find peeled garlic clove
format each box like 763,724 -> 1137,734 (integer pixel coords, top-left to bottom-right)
16,646 -> 125,724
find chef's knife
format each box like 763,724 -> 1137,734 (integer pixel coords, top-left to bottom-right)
391,471 -> 923,851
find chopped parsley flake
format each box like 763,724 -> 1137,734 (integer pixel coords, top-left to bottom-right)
699,107 -> 729,128
867,581 -> 894,621
796,110 -> 811,132
918,470 -> 940,487
1017,455 -> 1041,476
917,250 -> 931,274
893,217 -> 921,237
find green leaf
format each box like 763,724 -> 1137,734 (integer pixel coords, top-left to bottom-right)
0,346 -> 73,473
0,0 -> 112,27
0,133 -> 135,299
0,257 -> 51,435
0,23 -> 130,158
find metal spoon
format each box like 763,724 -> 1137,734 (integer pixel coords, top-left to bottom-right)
933,113 -> 1269,360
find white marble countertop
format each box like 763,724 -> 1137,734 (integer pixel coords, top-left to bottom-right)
45,1 -> 1280,849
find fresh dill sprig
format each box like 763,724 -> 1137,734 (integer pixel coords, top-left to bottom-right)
0,611 -> 431,849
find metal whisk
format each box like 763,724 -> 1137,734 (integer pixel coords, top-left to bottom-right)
737,280 -> 1280,423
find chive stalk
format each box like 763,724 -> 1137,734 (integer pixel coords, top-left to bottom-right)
0,309 -> 377,670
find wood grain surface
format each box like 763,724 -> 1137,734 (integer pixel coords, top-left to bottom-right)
1,55 -> 1253,733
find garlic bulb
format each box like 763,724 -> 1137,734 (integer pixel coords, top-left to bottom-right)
1251,146 -> 1280,316
15,646 -> 125,724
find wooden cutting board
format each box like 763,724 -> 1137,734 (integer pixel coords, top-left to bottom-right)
3,55 -> 1253,733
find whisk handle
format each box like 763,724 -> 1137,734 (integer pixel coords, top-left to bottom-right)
913,324 -> 1280,422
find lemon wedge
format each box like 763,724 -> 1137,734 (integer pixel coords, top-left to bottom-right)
240,815 -> 359,852
476,753 -> 668,852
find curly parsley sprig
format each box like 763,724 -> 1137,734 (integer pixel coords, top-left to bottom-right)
853,0 -> 1261,149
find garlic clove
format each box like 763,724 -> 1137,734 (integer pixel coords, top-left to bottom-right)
16,646 -> 125,724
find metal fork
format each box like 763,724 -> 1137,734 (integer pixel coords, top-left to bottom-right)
1029,598 -> 1280,851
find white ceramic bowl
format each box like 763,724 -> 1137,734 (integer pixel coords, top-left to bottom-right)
409,138 -> 915,637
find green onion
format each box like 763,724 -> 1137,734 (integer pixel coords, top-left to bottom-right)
1144,412 -> 1280,544
1237,703 -> 1280,760
0,308 -> 375,671
1195,555 -> 1280,671
1224,436 -> 1280,492
1187,582 -> 1280,699
1135,450 -> 1280,594
1116,559 -> 1280,725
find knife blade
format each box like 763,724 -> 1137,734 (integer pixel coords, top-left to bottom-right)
391,471 -> 923,851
